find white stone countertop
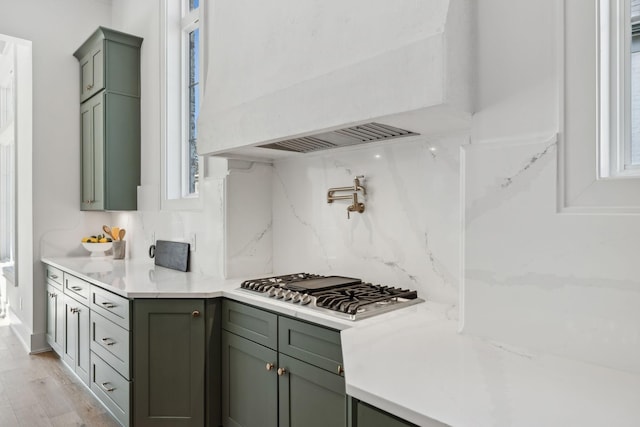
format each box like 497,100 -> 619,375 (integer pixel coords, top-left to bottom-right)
43,257 -> 640,427
341,303 -> 640,427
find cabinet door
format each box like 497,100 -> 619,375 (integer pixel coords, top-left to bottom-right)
80,93 -> 104,210
76,301 -> 91,385
79,44 -> 104,102
63,295 -> 90,385
63,295 -> 77,368
46,284 -> 63,354
278,353 -> 346,427
133,299 -> 205,427
221,331 -> 278,427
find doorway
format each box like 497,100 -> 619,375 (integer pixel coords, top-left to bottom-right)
0,33 -> 32,321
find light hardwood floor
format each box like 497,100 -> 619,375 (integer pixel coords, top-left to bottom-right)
0,322 -> 119,426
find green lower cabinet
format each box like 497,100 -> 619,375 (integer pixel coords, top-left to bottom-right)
278,353 -> 346,427
133,299 -> 205,427
222,330 -> 278,427
221,300 -> 348,427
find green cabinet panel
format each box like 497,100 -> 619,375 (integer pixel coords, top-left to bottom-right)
351,399 -> 418,427
90,310 -> 131,379
222,299 -> 278,349
222,330 -> 278,427
63,294 -> 91,386
133,299 -> 205,427
278,317 -> 343,375
80,91 -> 140,211
278,353 -> 346,427
78,44 -> 103,102
91,352 -> 131,427
75,27 -> 142,211
46,283 -> 64,355
80,94 -> 104,210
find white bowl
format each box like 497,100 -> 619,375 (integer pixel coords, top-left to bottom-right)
82,242 -> 113,257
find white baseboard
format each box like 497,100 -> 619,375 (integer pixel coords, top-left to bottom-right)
8,307 -> 52,354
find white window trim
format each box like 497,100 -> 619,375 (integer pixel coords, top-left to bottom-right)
559,0 -> 640,212
598,0 -> 640,178
160,0 -> 204,211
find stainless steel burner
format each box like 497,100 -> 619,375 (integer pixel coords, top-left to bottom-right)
239,273 -> 424,320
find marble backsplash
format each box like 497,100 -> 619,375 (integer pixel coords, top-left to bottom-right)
462,136 -> 640,373
267,134 -> 466,309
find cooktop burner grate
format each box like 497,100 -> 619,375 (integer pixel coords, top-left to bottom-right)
314,284 -> 418,315
238,273 -> 424,320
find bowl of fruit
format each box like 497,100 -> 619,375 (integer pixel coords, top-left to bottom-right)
81,234 -> 113,257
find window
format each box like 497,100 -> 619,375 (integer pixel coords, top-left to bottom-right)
561,0 -> 640,211
184,0 -> 200,195
0,39 -> 15,263
630,2 -> 640,165
599,0 -> 640,177
161,0 -> 203,208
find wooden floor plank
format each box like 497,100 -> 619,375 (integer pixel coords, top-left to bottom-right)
0,325 -> 119,427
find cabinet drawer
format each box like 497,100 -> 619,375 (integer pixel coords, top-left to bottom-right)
222,300 -> 278,350
278,317 -> 343,375
64,274 -> 90,301
91,353 -> 130,427
91,285 -> 130,330
90,311 -> 131,379
45,265 -> 63,289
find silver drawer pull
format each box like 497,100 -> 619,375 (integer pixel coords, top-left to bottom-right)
71,286 -> 83,291
50,274 -> 59,279
101,337 -> 116,346
100,382 -> 115,392
101,302 -> 116,309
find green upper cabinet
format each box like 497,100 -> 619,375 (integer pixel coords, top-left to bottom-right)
74,27 -> 142,211
74,27 -> 142,102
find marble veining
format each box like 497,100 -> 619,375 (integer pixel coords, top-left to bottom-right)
272,137 -> 462,306
500,139 -> 557,189
230,221 -> 272,258
463,137 -> 640,373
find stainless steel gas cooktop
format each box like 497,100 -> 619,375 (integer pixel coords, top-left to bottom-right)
239,273 -> 424,320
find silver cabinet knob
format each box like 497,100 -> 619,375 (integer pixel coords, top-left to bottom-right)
277,367 -> 287,376
266,362 -> 275,371
192,310 -> 201,318
337,365 -> 344,376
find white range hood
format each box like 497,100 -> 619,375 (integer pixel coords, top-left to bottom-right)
198,0 -> 473,161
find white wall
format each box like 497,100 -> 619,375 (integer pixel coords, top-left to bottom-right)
0,0 -> 113,351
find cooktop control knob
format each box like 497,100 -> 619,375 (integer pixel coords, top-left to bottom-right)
300,295 -> 312,305
267,287 -> 278,297
275,289 -> 285,299
292,293 -> 301,303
